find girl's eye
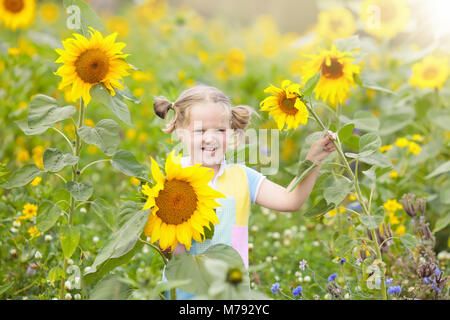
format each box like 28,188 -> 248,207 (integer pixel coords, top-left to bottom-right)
217,129 -> 226,133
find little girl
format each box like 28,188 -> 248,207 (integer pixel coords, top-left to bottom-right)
154,85 -> 336,299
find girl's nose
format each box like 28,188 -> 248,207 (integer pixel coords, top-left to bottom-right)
202,130 -> 216,144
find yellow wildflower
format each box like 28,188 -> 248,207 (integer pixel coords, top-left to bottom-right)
379,144 -> 393,152
388,212 -> 400,225
411,134 -> 423,142
383,199 -> 403,213
226,48 -> 245,75
408,141 -> 421,155
395,225 -> 406,236
17,149 -> 30,163
20,203 -> 38,220
395,137 -> 409,148
30,176 -> 42,186
28,225 -> 40,238
389,171 -> 399,179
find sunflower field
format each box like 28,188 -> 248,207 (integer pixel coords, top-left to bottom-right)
0,0 -> 449,301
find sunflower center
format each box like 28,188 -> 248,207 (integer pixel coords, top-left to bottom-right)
422,66 -> 438,80
4,0 -> 24,13
321,57 -> 344,79
155,179 -> 198,225
74,49 -> 110,84
279,94 -> 298,115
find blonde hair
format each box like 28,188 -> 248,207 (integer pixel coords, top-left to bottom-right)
153,85 -> 256,133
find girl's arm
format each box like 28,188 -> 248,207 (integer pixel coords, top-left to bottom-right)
255,132 -> 336,212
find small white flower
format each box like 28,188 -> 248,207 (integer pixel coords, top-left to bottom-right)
283,239 -> 290,246
250,225 -> 259,233
45,235 -> 53,242
74,294 -> 81,300
295,271 -> 301,277
304,276 -> 311,282
274,241 -> 280,248
437,251 -> 447,260
67,259 -> 74,266
74,277 -> 80,287
10,249 -> 17,256
300,226 -> 307,232
344,293 -> 350,300
34,251 -> 42,260
92,236 -> 99,243
10,227 -> 18,233
298,276 -> 303,282
84,266 -> 92,273
324,293 -> 332,300
52,297 -> 58,300
13,220 -> 21,227
265,256 -> 272,263
141,245 -> 149,254
80,207 -> 87,214
274,275 -> 280,281
298,232 -> 305,240
313,241 -> 320,247
64,280 -> 71,290
261,208 -> 270,216
64,293 -> 72,300
248,243 -> 254,251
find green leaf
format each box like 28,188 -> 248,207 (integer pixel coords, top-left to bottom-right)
77,119 -> 120,156
425,161 -> 450,179
89,275 -> 132,300
90,198 -> 117,232
116,86 -> 140,103
359,208 -> 384,230
47,266 -> 64,286
334,235 -> 356,255
427,108 -> 450,131
400,233 -> 419,250
341,111 -> 380,132
287,159 -> 318,192
433,213 -> 450,233
63,0 -> 103,37
360,79 -> 396,95
323,175 -> 353,206
0,283 -> 13,297
378,107 -> 415,136
15,119 -> 49,135
83,209 -> 149,286
60,226 -> 81,259
90,84 -> 132,126
303,198 -> 335,218
37,200 -> 61,233
358,151 -> 392,168
201,222 -> 215,241
334,35 -> 360,52
66,180 -> 94,201
43,148 -> 79,172
165,244 -> 245,296
110,150 -> 146,178
302,72 -> 321,98
338,123 -> 354,142
359,132 -> 382,153
0,164 -> 41,189
27,94 -> 76,128
440,181 -> 450,205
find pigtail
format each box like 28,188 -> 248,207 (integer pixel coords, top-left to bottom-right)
153,96 -> 173,120
231,105 -> 257,130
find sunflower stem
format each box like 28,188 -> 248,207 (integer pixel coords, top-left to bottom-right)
59,98 -> 86,300
305,97 -> 387,300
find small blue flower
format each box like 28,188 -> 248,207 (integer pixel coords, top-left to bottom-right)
299,259 -> 308,270
347,202 -> 362,212
271,282 -> 280,294
431,283 -> 441,292
292,286 -> 303,297
386,278 -> 393,286
435,267 -> 441,277
388,285 -> 402,295
423,277 -> 430,284
328,273 -> 338,282
339,258 -> 347,265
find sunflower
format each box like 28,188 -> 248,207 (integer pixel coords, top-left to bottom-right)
316,8 -> 356,42
54,28 -> 132,105
409,56 -> 449,90
260,80 -> 309,131
302,45 -> 361,107
0,0 -> 35,30
360,0 -> 410,39
141,151 -> 225,252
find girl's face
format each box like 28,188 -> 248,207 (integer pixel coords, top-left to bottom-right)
178,103 -> 231,168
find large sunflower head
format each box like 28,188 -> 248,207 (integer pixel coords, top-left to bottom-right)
141,151 -> 225,252
316,8 -> 356,42
409,55 -> 449,90
0,0 -> 35,30
360,0 -> 410,39
54,28 -> 132,105
302,46 -> 361,107
260,80 -> 309,131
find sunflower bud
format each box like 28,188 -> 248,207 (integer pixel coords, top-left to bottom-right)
226,268 -> 243,285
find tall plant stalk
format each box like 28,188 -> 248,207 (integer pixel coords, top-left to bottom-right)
305,97 -> 388,300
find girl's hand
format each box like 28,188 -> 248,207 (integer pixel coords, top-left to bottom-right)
305,130 -> 337,165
